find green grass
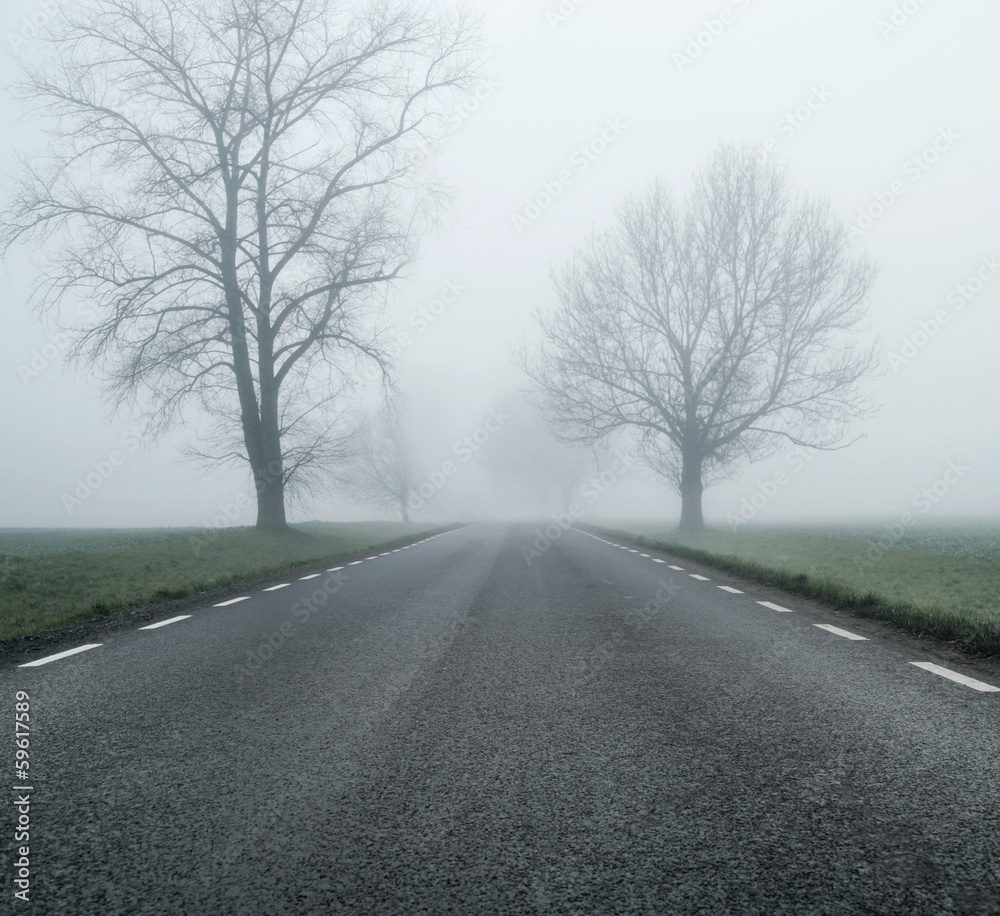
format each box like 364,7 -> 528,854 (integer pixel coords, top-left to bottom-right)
0,521 -> 443,642
587,521 -> 1000,657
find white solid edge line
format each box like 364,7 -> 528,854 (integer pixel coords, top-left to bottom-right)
668,565 -> 684,571
718,586 -> 743,594
814,623 -> 868,641
264,583 -> 290,591
19,644 -> 102,667
214,597 -> 250,607
758,601 -> 794,613
911,661 -> 1000,693
140,615 -> 191,631
689,574 -> 710,581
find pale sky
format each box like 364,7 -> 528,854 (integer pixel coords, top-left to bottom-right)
3,0 -> 999,529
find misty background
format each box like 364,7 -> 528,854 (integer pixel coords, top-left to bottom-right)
3,0 -> 998,529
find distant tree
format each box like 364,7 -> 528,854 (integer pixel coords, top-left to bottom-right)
1,0 -> 480,531
336,398 -> 416,521
476,395 -> 595,513
522,145 -> 878,532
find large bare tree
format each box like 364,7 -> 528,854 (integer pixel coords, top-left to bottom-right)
523,145 -> 878,532
1,0 -> 480,530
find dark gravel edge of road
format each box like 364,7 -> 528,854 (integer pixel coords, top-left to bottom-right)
579,522 -> 1000,683
0,524 -> 465,668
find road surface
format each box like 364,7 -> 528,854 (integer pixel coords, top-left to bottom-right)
3,522 -> 999,914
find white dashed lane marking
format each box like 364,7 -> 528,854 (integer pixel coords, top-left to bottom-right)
911,662 -> 1000,693
815,624 -> 868,641
264,583 -> 290,591
669,565 -> 684,571
326,567 -> 344,572
140,616 -> 191,631
348,561 -> 364,566
758,601 -> 794,613
299,574 -> 321,580
689,574 -> 710,581
19,644 -> 102,667
214,597 -> 250,607
717,586 -> 743,594
652,559 -> 666,564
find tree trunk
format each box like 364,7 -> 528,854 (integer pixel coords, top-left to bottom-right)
678,450 -> 705,533
255,463 -> 288,531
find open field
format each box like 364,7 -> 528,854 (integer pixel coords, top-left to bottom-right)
589,520 -> 1000,657
0,521 -> 442,641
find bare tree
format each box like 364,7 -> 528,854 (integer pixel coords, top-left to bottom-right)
522,145 -> 878,532
1,0 -> 480,530
336,397 -> 415,521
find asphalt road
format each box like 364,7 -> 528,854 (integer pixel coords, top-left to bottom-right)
2,522 -> 999,915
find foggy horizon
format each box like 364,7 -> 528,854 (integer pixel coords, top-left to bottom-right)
4,0 -> 999,530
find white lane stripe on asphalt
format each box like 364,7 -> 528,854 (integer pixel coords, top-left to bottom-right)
689,574 -> 710,581
348,560 -> 364,566
758,601 -> 794,613
365,556 -> 379,560
669,565 -> 684,571
19,644 -> 102,667
327,567 -> 344,572
140,616 -> 191,631
815,624 -> 868,641
652,559 -> 666,564
717,586 -> 743,594
214,597 -> 250,607
299,574 -> 321,580
264,583 -> 290,591
911,662 -> 1000,693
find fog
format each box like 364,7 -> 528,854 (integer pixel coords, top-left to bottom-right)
3,0 -> 999,530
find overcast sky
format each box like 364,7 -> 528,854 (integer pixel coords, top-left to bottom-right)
3,0 -> 999,529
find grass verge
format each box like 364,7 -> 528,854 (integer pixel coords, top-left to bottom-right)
585,523 -> 1000,657
0,521 -> 446,642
